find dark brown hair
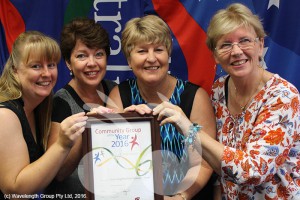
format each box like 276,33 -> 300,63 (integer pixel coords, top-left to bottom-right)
60,17 -> 110,64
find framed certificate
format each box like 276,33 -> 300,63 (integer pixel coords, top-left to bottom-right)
82,113 -> 163,200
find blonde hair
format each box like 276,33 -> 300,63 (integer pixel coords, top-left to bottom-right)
0,31 -> 61,149
206,3 -> 266,51
121,15 -> 172,59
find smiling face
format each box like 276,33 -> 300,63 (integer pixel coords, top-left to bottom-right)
128,42 -> 170,85
68,40 -> 107,88
214,26 -> 264,78
15,55 -> 58,101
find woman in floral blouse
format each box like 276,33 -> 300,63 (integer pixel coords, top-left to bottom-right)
152,3 -> 300,200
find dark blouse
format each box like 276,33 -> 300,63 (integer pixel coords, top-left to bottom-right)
0,98 -> 44,199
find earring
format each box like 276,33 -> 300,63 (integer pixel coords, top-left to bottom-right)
70,70 -> 73,76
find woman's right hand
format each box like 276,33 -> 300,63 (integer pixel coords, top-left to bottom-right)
57,112 -> 88,149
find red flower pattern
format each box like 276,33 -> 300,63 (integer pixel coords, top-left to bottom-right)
291,96 -> 299,117
211,74 -> 300,199
264,128 -> 285,145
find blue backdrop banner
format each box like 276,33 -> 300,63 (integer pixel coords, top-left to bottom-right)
1,0 -> 299,93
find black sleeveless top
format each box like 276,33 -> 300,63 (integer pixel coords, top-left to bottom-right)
0,98 -> 44,199
119,79 -> 198,118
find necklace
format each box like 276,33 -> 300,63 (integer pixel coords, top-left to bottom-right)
234,68 -> 264,111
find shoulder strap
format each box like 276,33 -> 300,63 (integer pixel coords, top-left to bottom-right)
180,82 -> 199,118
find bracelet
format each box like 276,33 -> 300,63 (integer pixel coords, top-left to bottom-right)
183,123 -> 202,149
176,193 -> 187,200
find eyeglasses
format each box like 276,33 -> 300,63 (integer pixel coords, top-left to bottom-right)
215,37 -> 259,55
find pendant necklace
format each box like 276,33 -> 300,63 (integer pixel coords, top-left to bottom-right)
234,68 -> 264,111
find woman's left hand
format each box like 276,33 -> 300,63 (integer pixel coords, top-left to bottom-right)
153,101 -> 192,135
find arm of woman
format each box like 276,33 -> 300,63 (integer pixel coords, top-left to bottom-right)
46,97 -> 82,181
175,88 -> 217,199
153,101 -> 224,176
0,110 -> 87,194
47,122 -> 83,181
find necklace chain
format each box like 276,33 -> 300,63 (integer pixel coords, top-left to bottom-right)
234,68 -> 264,111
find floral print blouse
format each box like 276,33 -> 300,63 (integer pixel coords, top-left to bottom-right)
211,74 -> 300,200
